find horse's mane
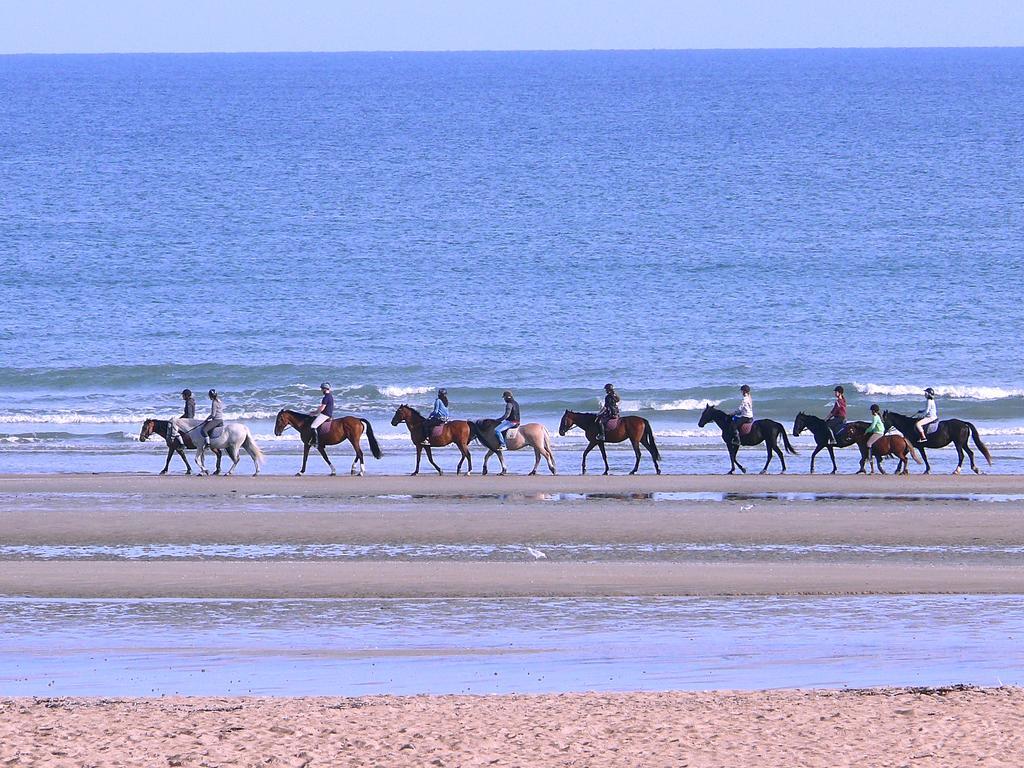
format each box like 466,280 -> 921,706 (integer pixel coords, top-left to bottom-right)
400,404 -> 423,418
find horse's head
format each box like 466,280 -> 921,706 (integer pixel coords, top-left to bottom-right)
882,410 -> 893,429
391,405 -> 409,427
558,409 -> 575,437
697,404 -> 715,428
139,419 -> 156,442
274,409 -> 288,437
793,412 -> 807,436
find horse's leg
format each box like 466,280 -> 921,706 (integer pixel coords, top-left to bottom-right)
177,447 -> 192,475
642,430 -> 661,475
461,442 -> 473,475
876,454 -> 887,474
775,435 -> 787,474
297,442 -> 311,476
349,433 -> 365,476
425,446 -> 443,475
412,445 -> 422,476
952,440 -> 964,475
598,441 -> 610,475
483,449 -> 492,475
629,438 -> 642,475
161,445 -> 175,475
759,439 -> 773,474
529,445 -> 541,476
581,441 -> 596,475
919,447 -> 931,474
809,445 -> 821,474
964,440 -> 981,475
827,446 -> 837,474
318,445 -> 336,477
497,448 -> 507,476
225,444 -> 241,476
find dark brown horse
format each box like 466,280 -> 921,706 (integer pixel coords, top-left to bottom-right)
275,409 -> 382,476
557,410 -> 661,475
391,404 -> 476,475
882,410 -> 992,475
699,405 -> 797,474
792,412 -> 869,474
858,434 -> 921,475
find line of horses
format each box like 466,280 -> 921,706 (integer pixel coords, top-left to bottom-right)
138,402 -> 992,477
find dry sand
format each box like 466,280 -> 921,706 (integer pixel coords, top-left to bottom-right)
3,687 -> 1022,767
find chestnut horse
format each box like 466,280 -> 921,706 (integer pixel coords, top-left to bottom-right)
883,410 -> 992,475
557,410 -> 661,475
698,405 -> 797,474
858,433 -> 921,475
391,404 -> 476,475
275,409 -> 382,476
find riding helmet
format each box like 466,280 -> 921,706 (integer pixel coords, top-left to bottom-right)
208,389 -> 218,398
181,389 -> 192,398
740,384 -> 751,394
502,390 -> 513,399
604,383 -> 615,392
834,385 -> 844,395
924,387 -> 935,397
320,382 -> 331,391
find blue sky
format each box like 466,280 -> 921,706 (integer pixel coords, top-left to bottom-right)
3,0 -> 1024,54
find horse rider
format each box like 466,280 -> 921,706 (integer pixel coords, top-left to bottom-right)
309,382 -> 334,448
824,385 -> 847,446
725,384 -> 754,447
200,388 -> 224,448
420,388 -> 450,445
168,389 -> 196,447
865,403 -> 885,453
914,387 -> 938,443
596,383 -> 620,442
492,390 -> 521,450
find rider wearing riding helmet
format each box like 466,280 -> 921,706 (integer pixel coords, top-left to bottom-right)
309,382 -> 334,448
420,388 -> 450,445
865,403 -> 885,452
596,383 -> 620,442
493,390 -> 521,450
825,385 -> 847,446
725,384 -> 754,447
914,387 -> 938,443
200,388 -> 224,448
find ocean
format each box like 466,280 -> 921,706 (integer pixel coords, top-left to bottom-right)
2,49 -> 1022,475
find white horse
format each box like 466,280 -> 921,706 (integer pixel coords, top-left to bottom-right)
479,421 -> 557,475
159,418 -> 265,476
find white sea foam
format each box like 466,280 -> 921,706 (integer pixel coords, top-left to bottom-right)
646,398 -> 720,411
853,383 -> 1024,400
379,385 -> 433,398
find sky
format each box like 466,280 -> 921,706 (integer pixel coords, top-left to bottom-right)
2,0 -> 1024,54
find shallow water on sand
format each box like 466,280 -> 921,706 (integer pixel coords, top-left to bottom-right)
1,596 -> 1021,695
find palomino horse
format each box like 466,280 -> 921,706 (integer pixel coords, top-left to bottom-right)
473,419 -> 557,476
391,404 -> 476,475
792,413 -> 869,474
274,409 -> 382,476
557,410 -> 661,475
882,410 -> 992,475
698,405 -> 797,474
858,434 -> 921,475
140,418 -> 265,476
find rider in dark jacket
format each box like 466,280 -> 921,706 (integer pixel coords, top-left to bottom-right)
493,390 -> 521,450
596,384 -> 620,442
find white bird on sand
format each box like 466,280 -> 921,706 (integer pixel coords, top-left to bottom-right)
525,547 -> 547,560
739,504 -> 755,511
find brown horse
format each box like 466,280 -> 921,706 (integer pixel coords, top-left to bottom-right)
856,433 -> 921,475
274,409 -> 382,476
557,410 -> 661,475
391,404 -> 476,475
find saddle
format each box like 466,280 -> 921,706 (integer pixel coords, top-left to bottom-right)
603,417 -> 621,431
318,419 -> 336,436
739,421 -> 755,437
430,424 -> 446,439
925,421 -> 941,436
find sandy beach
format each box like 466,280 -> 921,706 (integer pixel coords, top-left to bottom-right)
3,687 -> 1022,767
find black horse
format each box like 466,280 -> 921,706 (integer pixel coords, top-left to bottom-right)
792,413 -> 869,474
698,405 -> 798,474
882,410 -> 992,475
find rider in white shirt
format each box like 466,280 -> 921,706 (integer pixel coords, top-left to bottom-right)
914,387 -> 938,443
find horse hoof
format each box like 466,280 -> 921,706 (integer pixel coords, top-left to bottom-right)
159,470 -> 167,476
656,469 -> 662,475
411,472 -> 419,476
482,469 -> 488,476
500,470 -> 507,476
331,471 -> 337,477
528,471 -> 536,476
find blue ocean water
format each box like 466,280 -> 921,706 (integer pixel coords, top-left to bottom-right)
1,49 -> 1022,473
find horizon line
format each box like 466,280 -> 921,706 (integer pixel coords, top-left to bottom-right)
3,44 -> 1024,57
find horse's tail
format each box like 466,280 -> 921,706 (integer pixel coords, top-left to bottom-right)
642,419 -> 661,461
906,440 -> 922,464
243,433 -> 265,466
968,421 -> 993,465
543,426 -> 557,471
359,418 -> 383,460
776,421 -> 799,454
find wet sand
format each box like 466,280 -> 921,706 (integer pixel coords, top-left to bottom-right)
3,688 -> 1022,767
3,473 -> 1024,597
